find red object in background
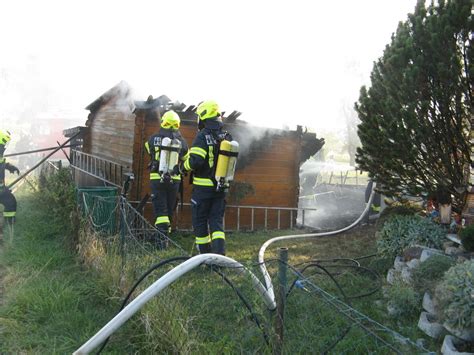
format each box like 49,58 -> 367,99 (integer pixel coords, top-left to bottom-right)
427,199 -> 436,213
31,117 -> 81,159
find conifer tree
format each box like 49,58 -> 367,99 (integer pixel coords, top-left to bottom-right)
355,0 -> 472,209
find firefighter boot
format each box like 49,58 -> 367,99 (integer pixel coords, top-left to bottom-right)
197,242 -> 212,254
155,226 -> 169,250
158,232 -> 169,250
4,216 -> 15,225
211,238 -> 225,256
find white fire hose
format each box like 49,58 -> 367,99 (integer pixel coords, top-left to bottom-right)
258,183 -> 376,304
75,184 -> 376,354
74,254 -> 275,355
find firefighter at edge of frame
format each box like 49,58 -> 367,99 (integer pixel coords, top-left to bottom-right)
364,179 -> 381,224
0,130 -> 20,226
145,110 -> 189,247
182,100 -> 236,256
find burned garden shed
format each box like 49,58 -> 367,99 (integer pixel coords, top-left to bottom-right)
66,82 -> 324,230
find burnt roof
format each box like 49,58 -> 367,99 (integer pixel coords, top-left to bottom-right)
85,80 -> 132,113
134,95 -> 171,111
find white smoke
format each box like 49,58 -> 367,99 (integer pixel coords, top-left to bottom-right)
298,160 -> 368,230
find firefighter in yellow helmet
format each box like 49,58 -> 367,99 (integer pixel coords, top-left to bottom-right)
182,100 -> 234,255
0,130 -> 20,225
144,111 -> 189,247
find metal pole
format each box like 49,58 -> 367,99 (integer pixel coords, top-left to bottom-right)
275,247 -> 288,355
57,141 -> 72,163
251,208 -> 254,231
237,207 -> 240,232
4,144 -> 78,157
264,209 -> 268,230
8,133 -> 80,188
119,197 -> 128,275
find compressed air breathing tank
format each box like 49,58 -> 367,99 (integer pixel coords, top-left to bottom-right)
225,141 -> 239,181
159,137 -> 172,174
215,140 -> 239,187
169,138 -> 181,175
159,137 -> 182,176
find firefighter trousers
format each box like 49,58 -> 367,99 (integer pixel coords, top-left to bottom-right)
0,187 -> 17,222
150,180 -> 179,236
191,188 -> 226,255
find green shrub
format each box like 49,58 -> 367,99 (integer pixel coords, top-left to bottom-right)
380,203 -> 420,219
36,167 -> 77,236
435,260 -> 474,330
377,203 -> 420,227
376,215 -> 445,258
411,255 -> 455,294
366,257 -> 393,276
386,282 -> 421,318
38,167 -> 75,206
459,224 -> 474,252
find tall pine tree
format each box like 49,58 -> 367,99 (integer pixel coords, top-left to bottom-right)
355,0 -> 472,210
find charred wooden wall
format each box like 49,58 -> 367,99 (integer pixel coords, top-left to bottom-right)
84,104 -> 135,171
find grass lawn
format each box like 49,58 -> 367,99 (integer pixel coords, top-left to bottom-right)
0,189 -> 133,354
1,186 -> 435,354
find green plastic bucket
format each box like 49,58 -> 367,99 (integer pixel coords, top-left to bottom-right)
77,186 -> 118,235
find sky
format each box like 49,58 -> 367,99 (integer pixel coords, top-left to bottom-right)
0,0 -> 418,134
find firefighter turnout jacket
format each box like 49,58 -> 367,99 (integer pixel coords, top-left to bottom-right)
145,128 -> 189,182
0,145 -> 19,220
145,128 -> 189,243
183,119 -> 232,255
183,119 -> 232,190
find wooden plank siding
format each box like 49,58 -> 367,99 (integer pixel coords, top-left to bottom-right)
79,87 -> 303,231
85,107 -> 135,169
133,114 -> 301,230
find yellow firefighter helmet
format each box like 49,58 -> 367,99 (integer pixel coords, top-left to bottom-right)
161,111 -> 181,130
0,130 -> 11,146
196,100 -> 220,121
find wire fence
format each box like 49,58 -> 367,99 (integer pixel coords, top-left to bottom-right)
78,192 -> 188,267
77,193 -> 433,354
280,260 -> 431,354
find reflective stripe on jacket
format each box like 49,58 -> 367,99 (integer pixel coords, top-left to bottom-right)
145,128 -> 189,181
183,119 -> 230,188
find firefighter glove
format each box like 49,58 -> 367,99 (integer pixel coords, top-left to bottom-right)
6,165 -> 20,175
149,161 -> 159,172
224,131 -> 233,141
172,162 -> 185,176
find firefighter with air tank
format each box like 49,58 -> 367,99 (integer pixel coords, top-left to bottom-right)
182,100 -> 239,255
145,111 -> 189,246
0,130 -> 20,226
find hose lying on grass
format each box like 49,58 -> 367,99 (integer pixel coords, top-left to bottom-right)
77,184 -> 380,354
92,254 -> 269,354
